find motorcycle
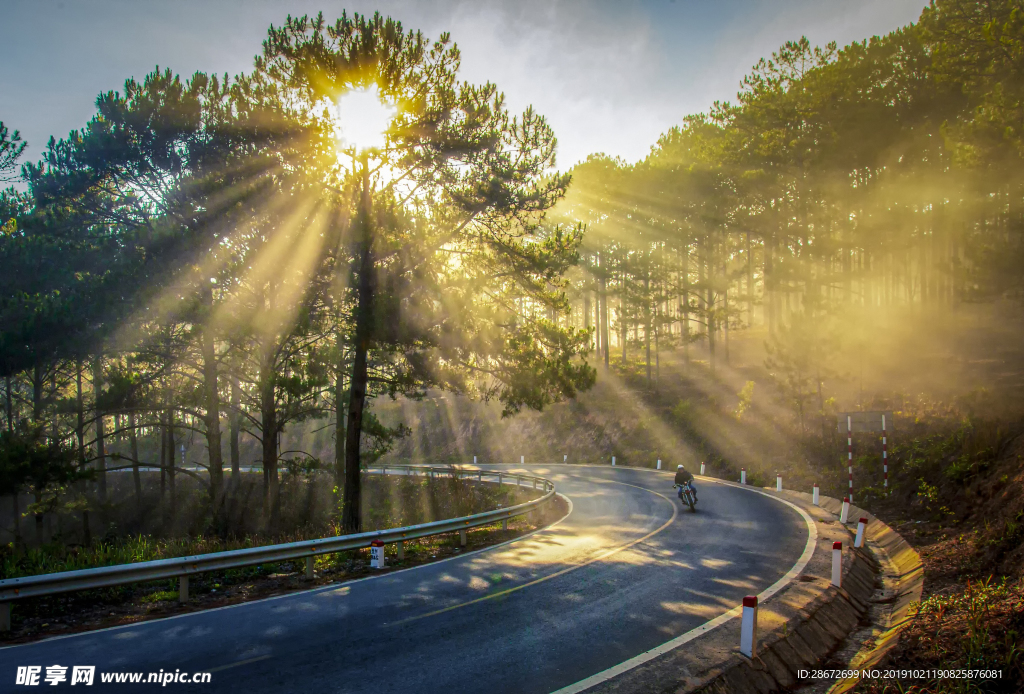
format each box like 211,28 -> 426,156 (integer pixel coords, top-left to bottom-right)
675,482 -> 697,512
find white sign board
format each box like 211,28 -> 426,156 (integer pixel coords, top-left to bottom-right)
837,411 -> 894,433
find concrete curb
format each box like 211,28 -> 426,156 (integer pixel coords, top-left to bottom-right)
692,542 -> 878,694
821,498 -> 923,694
684,486 -> 923,694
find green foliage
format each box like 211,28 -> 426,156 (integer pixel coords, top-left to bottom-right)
0,122 -> 26,182
734,381 -> 755,421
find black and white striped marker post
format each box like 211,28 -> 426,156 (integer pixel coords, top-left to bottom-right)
740,596 -> 758,657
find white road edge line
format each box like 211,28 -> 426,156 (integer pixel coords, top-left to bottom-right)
0,491 -> 574,652
548,479 -> 819,694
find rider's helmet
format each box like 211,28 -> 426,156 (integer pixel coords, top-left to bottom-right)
677,465 -> 684,469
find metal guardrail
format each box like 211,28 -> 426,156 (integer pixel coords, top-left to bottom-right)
0,466 -> 554,630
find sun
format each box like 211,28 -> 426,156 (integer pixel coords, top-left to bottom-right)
332,84 -> 397,155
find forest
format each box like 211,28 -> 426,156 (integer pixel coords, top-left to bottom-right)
2,1 -> 1024,565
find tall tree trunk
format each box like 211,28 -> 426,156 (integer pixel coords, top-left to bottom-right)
4,374 -> 12,432
129,411 -> 142,516
343,155 -> 374,534
230,375 -> 240,477
259,351 -> 279,533
620,297 -> 627,364
92,356 -> 106,505
75,359 -> 90,545
645,275 -> 652,386
600,274 -> 610,368
34,487 -> 44,545
746,232 -> 754,326
159,406 -> 167,505
200,295 -> 224,516
11,492 -> 20,547
334,333 -> 347,492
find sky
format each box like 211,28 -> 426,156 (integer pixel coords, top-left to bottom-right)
1,0 -> 926,172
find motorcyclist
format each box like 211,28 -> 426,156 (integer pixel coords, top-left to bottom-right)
674,464 -> 697,501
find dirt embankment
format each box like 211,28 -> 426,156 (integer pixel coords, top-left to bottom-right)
853,437 -> 1024,693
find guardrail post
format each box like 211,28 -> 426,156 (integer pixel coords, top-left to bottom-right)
533,478 -> 537,489
516,475 -> 522,487
739,596 -> 758,657
498,473 -> 503,487
855,518 -> 867,548
305,556 -> 315,579
831,541 -> 842,586
459,529 -> 467,547
812,484 -> 820,505
477,470 -> 482,482
397,541 -> 405,560
178,576 -> 189,603
502,518 -> 508,531
0,602 -> 10,632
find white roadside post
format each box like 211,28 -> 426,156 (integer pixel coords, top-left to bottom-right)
612,456 -> 616,466
855,517 -> 867,548
564,454 -> 567,462
812,484 -> 820,506
370,539 -> 386,569
739,595 -> 758,657
657,459 -> 661,470
520,455 -> 524,465
840,497 -> 850,524
776,473 -> 782,492
473,455 -> 477,465
740,468 -> 746,485
700,462 -> 706,475
831,541 -> 843,586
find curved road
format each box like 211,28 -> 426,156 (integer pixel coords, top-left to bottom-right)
1,466 -> 808,692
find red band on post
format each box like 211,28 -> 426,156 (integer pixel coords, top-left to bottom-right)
371,540 -> 384,547
859,518 -> 868,524
742,596 -> 757,608
832,541 -> 842,550
843,497 -> 849,503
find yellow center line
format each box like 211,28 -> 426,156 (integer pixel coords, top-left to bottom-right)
388,479 -> 679,627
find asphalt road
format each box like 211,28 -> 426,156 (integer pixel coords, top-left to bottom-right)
1,465 -> 808,693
